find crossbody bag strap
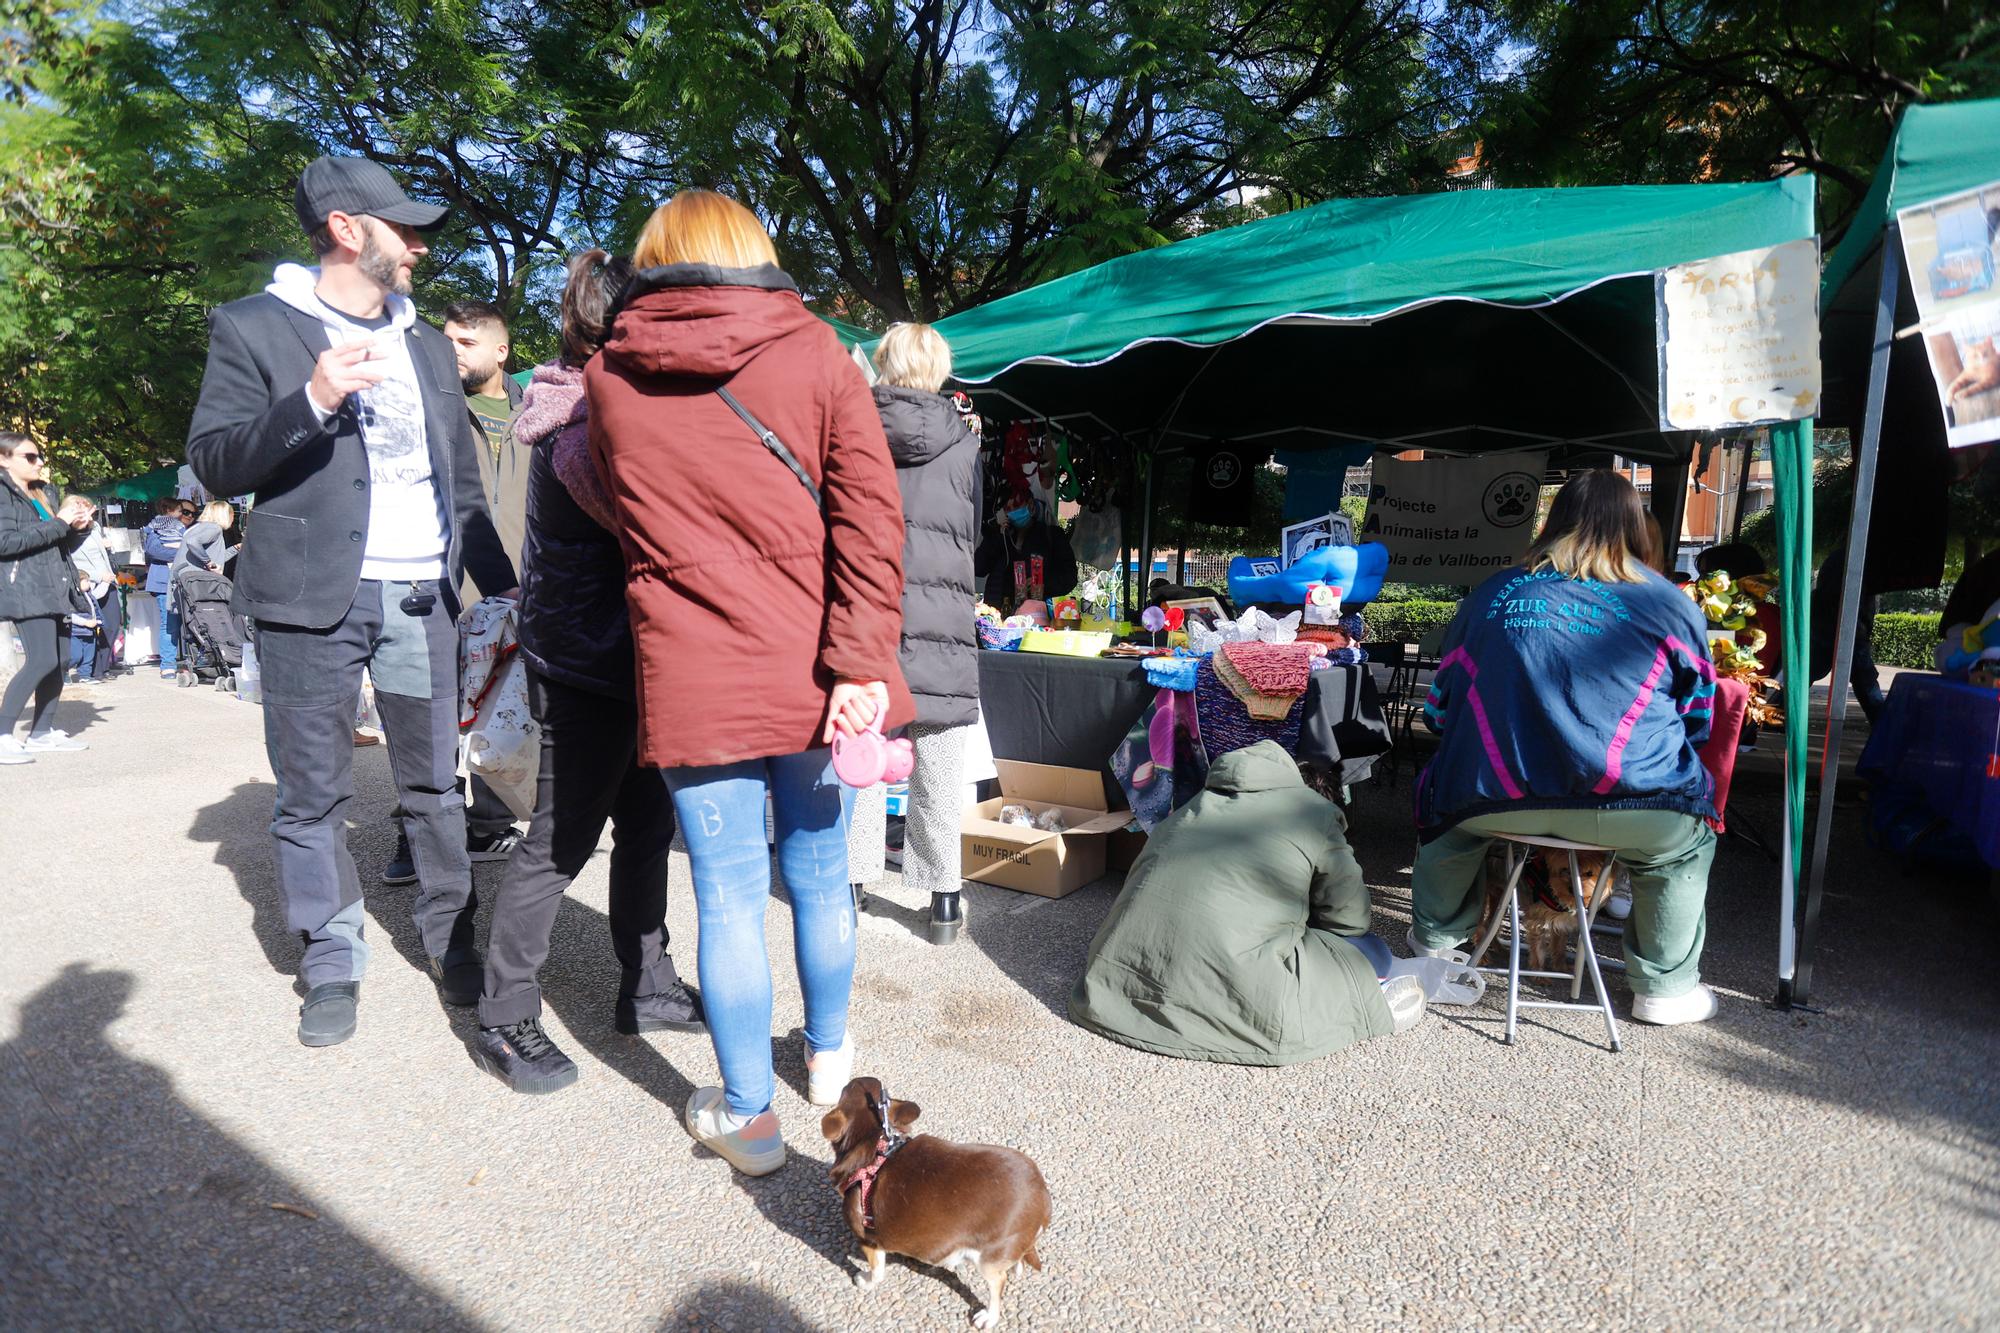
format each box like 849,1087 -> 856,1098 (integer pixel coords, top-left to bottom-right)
714,385 -> 824,512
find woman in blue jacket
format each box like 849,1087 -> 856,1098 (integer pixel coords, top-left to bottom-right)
1409,470 -> 1720,1026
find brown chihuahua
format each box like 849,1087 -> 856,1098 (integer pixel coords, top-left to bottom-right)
822,1077 -> 1050,1329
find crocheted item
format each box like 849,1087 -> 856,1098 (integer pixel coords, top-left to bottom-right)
1142,655 -> 1200,692
1211,648 -> 1295,720
1220,641 -> 1320,696
1195,657 -> 1303,760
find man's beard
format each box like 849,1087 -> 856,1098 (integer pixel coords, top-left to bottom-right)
460,360 -> 498,394
358,229 -> 412,295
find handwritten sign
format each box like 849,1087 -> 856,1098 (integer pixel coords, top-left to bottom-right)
1657,238 -> 1820,430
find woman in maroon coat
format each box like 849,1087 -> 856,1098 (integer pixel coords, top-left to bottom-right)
587,191 -> 913,1176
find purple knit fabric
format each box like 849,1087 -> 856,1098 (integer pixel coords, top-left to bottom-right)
516,361 -> 613,531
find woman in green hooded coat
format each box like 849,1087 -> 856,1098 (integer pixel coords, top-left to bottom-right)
1070,741 -> 1414,1066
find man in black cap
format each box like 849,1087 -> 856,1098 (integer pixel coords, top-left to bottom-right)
187,155 -> 518,1047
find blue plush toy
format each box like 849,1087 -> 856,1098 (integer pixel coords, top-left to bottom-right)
1227,543 -> 1389,608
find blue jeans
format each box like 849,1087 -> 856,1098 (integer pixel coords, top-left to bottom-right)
156,593 -> 180,672
663,749 -> 854,1118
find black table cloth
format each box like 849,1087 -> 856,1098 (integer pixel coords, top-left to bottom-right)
977,650 -> 1391,785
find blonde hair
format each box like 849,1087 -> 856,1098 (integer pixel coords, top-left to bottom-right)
200,500 -> 234,528
633,191 -> 779,270
1522,469 -> 1653,584
872,322 -> 953,393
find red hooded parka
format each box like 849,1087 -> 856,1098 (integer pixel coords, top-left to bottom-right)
586,263 -> 914,769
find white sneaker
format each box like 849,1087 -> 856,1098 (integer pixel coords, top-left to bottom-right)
24,729 -> 87,753
1602,889 -> 1632,921
683,1087 -> 786,1176
1631,983 -> 1719,1026
0,736 -> 32,765
1404,925 -> 1463,960
806,1032 -> 855,1107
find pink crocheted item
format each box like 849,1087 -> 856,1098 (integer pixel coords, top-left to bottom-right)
1219,641 -> 1319,697
516,362 -> 615,531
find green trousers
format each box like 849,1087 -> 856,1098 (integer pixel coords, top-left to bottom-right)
1410,808 -> 1716,1000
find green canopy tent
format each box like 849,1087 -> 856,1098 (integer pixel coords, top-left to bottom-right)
87,463 -> 182,503
1796,98 -> 2000,1005
930,178 -> 1823,1000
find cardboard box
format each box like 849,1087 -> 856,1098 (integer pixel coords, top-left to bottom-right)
962,759 -> 1132,898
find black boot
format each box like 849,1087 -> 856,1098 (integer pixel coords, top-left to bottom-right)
471,1019 -> 578,1094
297,981 -> 359,1048
614,981 -> 706,1035
929,890 -> 965,946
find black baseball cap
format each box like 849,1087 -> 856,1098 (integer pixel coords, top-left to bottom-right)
295,156 -> 450,234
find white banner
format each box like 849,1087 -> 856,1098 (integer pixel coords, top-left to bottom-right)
1897,180 -> 2000,449
1361,452 -> 1546,581
1657,238 -> 1820,431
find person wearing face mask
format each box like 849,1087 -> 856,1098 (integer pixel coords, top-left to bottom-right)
0,433 -> 96,762
973,496 -> 1078,609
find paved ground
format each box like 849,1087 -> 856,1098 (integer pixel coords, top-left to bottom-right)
3,672 -> 1996,1331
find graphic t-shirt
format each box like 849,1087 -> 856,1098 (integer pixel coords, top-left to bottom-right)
468,393 -> 512,465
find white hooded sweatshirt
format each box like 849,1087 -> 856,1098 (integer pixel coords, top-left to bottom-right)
266,263 -> 449,582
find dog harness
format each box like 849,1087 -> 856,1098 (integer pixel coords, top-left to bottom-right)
838,1088 -> 909,1231
1520,854 -> 1567,915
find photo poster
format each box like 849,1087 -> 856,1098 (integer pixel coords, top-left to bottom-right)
1897,180 -> 2000,448
1279,515 -> 1336,568
1656,237 -> 1821,431
1361,452 -> 1548,581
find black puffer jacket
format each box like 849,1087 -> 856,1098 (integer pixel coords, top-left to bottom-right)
877,385 -> 980,727
0,474 -> 81,622
516,369 -> 632,699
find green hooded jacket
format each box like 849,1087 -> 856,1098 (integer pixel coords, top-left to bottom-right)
1069,741 -> 1392,1066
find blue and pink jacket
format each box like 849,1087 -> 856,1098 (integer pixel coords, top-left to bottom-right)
1417,566 -> 1716,837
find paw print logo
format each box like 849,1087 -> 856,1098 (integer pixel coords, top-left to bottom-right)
1482,472 -> 1539,528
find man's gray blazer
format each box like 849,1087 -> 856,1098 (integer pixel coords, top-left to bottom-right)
186,292 -> 517,629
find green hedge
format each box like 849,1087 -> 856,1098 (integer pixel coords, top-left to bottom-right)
1873,612 -> 1941,670
1354,601 -> 1946,666
1363,598 -> 1458,646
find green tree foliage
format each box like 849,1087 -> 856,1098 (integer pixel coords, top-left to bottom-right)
1,0 -> 1502,478
1480,1 -> 2000,243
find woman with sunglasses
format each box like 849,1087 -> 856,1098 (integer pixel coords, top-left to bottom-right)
0,433 -> 96,762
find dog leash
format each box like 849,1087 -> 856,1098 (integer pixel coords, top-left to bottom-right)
838,1087 -> 909,1231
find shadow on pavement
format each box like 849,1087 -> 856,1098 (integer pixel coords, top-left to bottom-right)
655,1279 -> 822,1330
0,963 -> 475,1329
539,895 -> 698,1113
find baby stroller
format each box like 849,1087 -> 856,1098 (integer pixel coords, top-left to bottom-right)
171,564 -> 247,691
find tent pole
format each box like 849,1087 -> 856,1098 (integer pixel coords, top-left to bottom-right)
1793,228 -> 1900,1008
1138,441 -> 1158,600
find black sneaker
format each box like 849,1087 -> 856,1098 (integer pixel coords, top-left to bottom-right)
382,833 -> 416,886
467,827 -> 522,862
297,981 -> 359,1047
471,1019 -> 578,1094
427,952 -> 482,1007
615,982 -> 707,1035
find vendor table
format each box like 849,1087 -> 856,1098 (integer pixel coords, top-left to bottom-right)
1857,672 -> 2000,871
978,651 -> 1391,785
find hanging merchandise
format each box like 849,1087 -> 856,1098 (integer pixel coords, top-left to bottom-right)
1069,503 -> 1124,571
1275,444 -> 1373,521
1187,440 -> 1269,526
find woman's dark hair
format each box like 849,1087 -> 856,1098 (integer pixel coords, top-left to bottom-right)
1523,469 -> 1653,584
0,432 -> 29,458
1695,541 -> 1766,578
560,249 -> 636,366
